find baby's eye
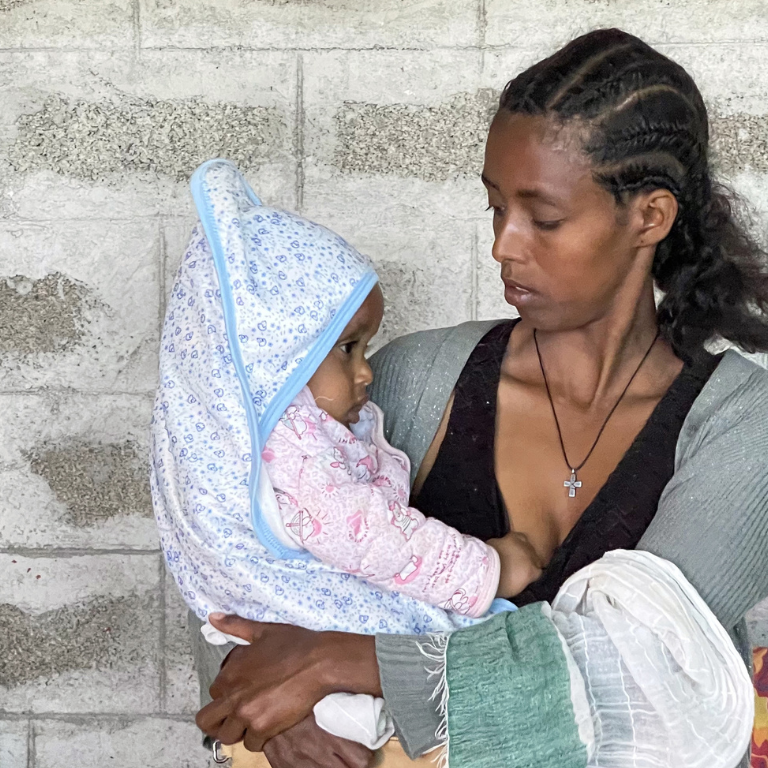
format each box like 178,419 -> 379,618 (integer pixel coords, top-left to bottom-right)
340,341 -> 356,354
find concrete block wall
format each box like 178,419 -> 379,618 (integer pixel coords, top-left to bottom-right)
1,2 -> 767,765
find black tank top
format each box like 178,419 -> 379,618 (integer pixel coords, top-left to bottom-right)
412,319 -> 721,606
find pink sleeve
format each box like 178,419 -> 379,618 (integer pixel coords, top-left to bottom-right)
288,449 -> 500,618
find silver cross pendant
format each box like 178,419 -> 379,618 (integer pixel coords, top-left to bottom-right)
564,469 -> 582,498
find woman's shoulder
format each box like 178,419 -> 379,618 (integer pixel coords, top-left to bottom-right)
678,349 -> 768,463
368,319 -> 506,479
369,320 -> 503,404
370,320 -> 503,369
642,350 -> 768,630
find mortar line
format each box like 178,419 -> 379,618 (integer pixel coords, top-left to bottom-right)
159,220 -> 168,323
1,41 -> 767,53
477,0 -> 487,50
470,222 -> 479,321
133,0 -> 142,56
158,553 -> 168,712
295,52 -> 305,213
0,389 -> 156,397
1,547 -> 161,557
1,215 -> 195,224
1,712 -> 196,723
26,719 -> 34,768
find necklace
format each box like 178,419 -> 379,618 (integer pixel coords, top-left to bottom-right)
533,329 -> 660,498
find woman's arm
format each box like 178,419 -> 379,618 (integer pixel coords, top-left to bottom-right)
263,715 -> 376,768
192,608 -> 444,760
195,614 -> 381,752
376,357 -> 768,763
638,352 -> 768,629
197,547 -> 754,767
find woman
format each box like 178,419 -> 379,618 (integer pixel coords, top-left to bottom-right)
193,28 -> 768,767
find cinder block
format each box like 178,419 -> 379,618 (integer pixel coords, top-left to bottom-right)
480,48 -> 544,99
0,0 -> 134,49
711,114 -> 768,175
475,218 -> 519,323
331,89 -> 497,183
0,50 -> 298,222
163,570 -> 201,715
139,0 -> 480,50
34,718 -> 215,768
304,50 -> 485,186
0,219 -> 160,393
0,720 -> 28,768
302,49 -> 490,227
302,50 -> 487,343
0,553 -> 160,713
0,392 -> 157,550
484,0 -> 768,49
302,201 -> 474,348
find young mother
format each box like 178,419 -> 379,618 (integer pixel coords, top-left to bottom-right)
194,28 -> 768,767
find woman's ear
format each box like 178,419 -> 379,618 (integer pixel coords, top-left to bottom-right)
634,189 -> 679,247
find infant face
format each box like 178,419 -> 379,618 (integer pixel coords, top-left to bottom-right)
307,284 -> 384,427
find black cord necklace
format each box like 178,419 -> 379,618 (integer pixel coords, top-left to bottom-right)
533,328 -> 660,498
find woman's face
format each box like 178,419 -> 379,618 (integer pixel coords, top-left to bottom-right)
483,111 -> 647,331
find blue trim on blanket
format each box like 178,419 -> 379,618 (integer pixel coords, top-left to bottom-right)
260,272 -> 379,441
488,598 -> 518,614
190,159 -> 378,560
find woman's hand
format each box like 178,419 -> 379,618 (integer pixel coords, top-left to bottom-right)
195,614 -> 381,752
263,714 -> 375,768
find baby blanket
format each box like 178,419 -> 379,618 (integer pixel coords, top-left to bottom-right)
150,160 -> 474,635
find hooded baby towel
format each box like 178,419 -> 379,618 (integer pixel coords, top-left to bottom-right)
150,160 -> 475,635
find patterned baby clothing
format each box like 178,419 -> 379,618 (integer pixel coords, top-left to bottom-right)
262,386 -> 500,618
151,159 -> 481,636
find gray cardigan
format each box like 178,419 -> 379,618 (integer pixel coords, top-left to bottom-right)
189,320 -> 768,761
369,320 -> 768,758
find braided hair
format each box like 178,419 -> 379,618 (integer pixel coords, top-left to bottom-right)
500,28 -> 768,361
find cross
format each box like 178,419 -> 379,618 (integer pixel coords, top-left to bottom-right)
564,469 -> 582,498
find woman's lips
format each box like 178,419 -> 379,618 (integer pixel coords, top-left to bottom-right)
502,277 -> 536,304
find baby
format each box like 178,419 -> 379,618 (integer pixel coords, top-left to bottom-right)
150,160 -> 540,748
262,283 -> 541,612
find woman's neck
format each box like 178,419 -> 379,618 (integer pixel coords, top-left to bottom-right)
514,279 -> 680,410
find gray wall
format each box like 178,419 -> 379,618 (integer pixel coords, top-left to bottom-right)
1,2 -> 768,766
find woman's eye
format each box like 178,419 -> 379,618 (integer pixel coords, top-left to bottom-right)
485,204 -> 503,218
533,219 -> 563,231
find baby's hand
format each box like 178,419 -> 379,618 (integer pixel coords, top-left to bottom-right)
487,532 -> 543,598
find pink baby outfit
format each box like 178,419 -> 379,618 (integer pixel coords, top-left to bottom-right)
261,386 -> 500,618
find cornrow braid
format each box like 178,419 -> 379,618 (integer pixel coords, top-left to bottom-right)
500,28 -> 768,361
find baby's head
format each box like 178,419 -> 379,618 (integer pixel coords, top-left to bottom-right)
308,284 -> 384,427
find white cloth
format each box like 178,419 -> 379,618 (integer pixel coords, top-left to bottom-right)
314,693 -> 395,750
550,550 -> 754,768
201,622 -> 394,749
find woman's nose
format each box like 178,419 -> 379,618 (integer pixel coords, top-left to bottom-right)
491,217 -> 526,265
